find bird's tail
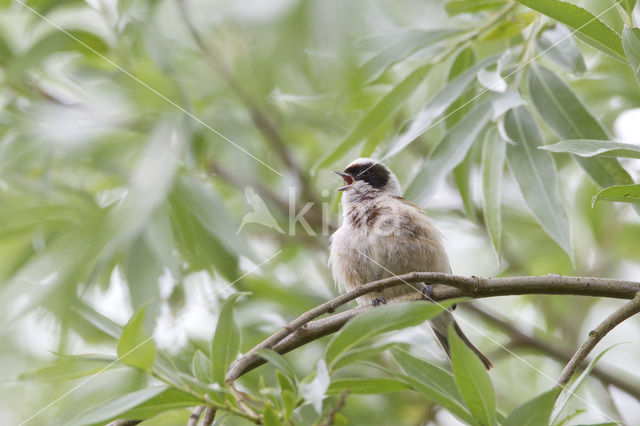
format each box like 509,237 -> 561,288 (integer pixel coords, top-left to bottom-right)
432,320 -> 493,370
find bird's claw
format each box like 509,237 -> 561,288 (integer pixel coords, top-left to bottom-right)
371,297 -> 387,307
420,283 -> 434,301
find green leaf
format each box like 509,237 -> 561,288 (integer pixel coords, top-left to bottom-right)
117,307 -> 156,371
391,348 -> 476,424
552,344 -> 624,424
528,65 -> 633,190
482,12 -> 537,42
18,355 -> 117,382
446,46 -> 477,128
503,389 -> 559,426
325,301 -> 453,368
449,326 -> 496,426
72,301 -> 122,339
454,149 -> 476,222
331,343 -> 399,371
70,386 -> 167,425
120,389 -> 203,419
391,348 -> 464,402
537,24 -> 586,74
256,349 -> 298,386
405,100 -> 493,207
263,401 -> 281,426
623,25 -> 640,83
137,409 -> 192,426
504,106 -> 573,258
317,63 -> 432,169
481,127 -> 506,260
327,378 -> 411,395
542,139 -> 640,159
592,184 -> 640,206
359,29 -> 459,84
385,55 -> 500,159
445,0 -> 507,16
514,0 -> 626,61
211,292 -> 247,384
191,349 -> 213,383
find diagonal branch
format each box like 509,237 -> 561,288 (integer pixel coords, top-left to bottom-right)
225,272 -> 640,383
556,292 -> 640,388
463,304 -> 640,402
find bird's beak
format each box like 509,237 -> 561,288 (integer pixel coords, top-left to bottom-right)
333,171 -> 354,191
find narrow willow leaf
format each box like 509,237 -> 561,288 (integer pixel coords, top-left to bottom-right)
552,344 -> 625,424
448,50 -> 479,222
385,55 -> 499,159
117,307 -> 156,371
482,127 -> 506,260
528,65 -> 633,189
504,107 -> 573,258
445,0 -> 507,16
191,350 -> 213,383
454,148 -> 476,222
327,378 -> 411,395
256,349 -> 298,385
482,12 -> 537,42
515,0 -> 626,61
18,355 -> 117,382
263,401 -> 281,426
592,184 -> 640,206
503,389 -> 559,426
449,326 -> 496,426
391,348 -> 464,405
359,29 -> 459,84
623,25 -> 640,83
119,389 -> 203,420
137,409 -> 192,426
70,386 -> 167,426
211,292 -> 248,384
317,63 -> 432,169
542,139 -> 640,159
331,343 -> 398,371
391,350 -> 475,425
325,301 -> 453,368
405,100 -> 493,207
446,46 -> 477,128
537,24 -> 586,74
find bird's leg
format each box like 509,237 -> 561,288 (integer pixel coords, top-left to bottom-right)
419,283 -> 434,302
371,293 -> 387,307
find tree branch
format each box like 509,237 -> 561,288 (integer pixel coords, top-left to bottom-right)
188,405 -> 204,426
463,304 -> 640,402
556,292 -> 640,388
226,273 -> 640,383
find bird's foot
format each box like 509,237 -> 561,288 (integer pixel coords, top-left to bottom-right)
420,283 -> 434,301
371,297 -> 387,307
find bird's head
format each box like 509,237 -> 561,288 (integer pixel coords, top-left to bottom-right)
334,158 -> 401,204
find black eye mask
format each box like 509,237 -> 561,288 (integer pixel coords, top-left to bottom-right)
343,163 -> 390,189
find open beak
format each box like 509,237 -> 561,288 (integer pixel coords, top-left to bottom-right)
334,171 -> 354,191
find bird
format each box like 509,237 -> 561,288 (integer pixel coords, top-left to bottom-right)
328,157 -> 492,369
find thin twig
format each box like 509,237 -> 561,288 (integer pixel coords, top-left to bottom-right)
229,383 -> 260,421
225,273 -> 640,382
176,0 -> 319,205
188,405 -> 205,426
556,292 -> 640,388
106,421 -> 142,426
203,407 -> 216,426
321,391 -> 349,426
464,304 -> 640,402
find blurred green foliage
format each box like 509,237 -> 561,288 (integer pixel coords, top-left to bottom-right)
1,0 -> 640,425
